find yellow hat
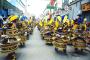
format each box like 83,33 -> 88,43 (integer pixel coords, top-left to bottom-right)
9,15 -> 18,22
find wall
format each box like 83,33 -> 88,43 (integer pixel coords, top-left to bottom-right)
81,0 -> 90,4
61,0 -> 90,21
81,0 -> 90,22
0,9 -> 8,18
69,1 -> 81,19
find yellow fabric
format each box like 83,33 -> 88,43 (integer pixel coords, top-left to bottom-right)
44,20 -> 47,27
2,25 -> 5,28
57,16 -> 62,22
84,18 -> 87,22
84,18 -> 87,24
85,24 -> 87,30
11,23 -> 16,28
22,21 -> 26,26
55,20 -> 59,28
48,18 -> 54,25
10,15 -> 18,22
84,24 -> 87,31
66,19 -> 70,26
71,19 -> 74,25
63,15 -> 68,23
28,19 -> 32,25
72,24 -> 78,30
39,21 -> 43,27
28,21 -> 30,25
54,27 -> 57,31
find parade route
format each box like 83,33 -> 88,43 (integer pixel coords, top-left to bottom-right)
0,0 -> 90,60
16,27 -> 90,60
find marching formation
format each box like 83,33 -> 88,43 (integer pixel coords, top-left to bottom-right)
0,15 -> 33,60
0,14 -> 90,60
38,15 -> 90,53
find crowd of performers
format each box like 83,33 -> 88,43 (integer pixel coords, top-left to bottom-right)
38,15 -> 90,53
0,15 -> 34,60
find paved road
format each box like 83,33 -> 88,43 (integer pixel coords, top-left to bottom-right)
0,27 -> 90,60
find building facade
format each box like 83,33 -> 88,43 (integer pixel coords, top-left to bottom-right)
58,0 -> 70,17
69,0 -> 81,19
61,0 -> 90,22
0,0 -> 23,17
81,0 -> 90,22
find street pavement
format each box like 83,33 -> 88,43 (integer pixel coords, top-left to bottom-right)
0,27 -> 90,60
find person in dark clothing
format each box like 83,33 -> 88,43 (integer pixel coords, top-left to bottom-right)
77,15 -> 83,25
0,19 -> 3,28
